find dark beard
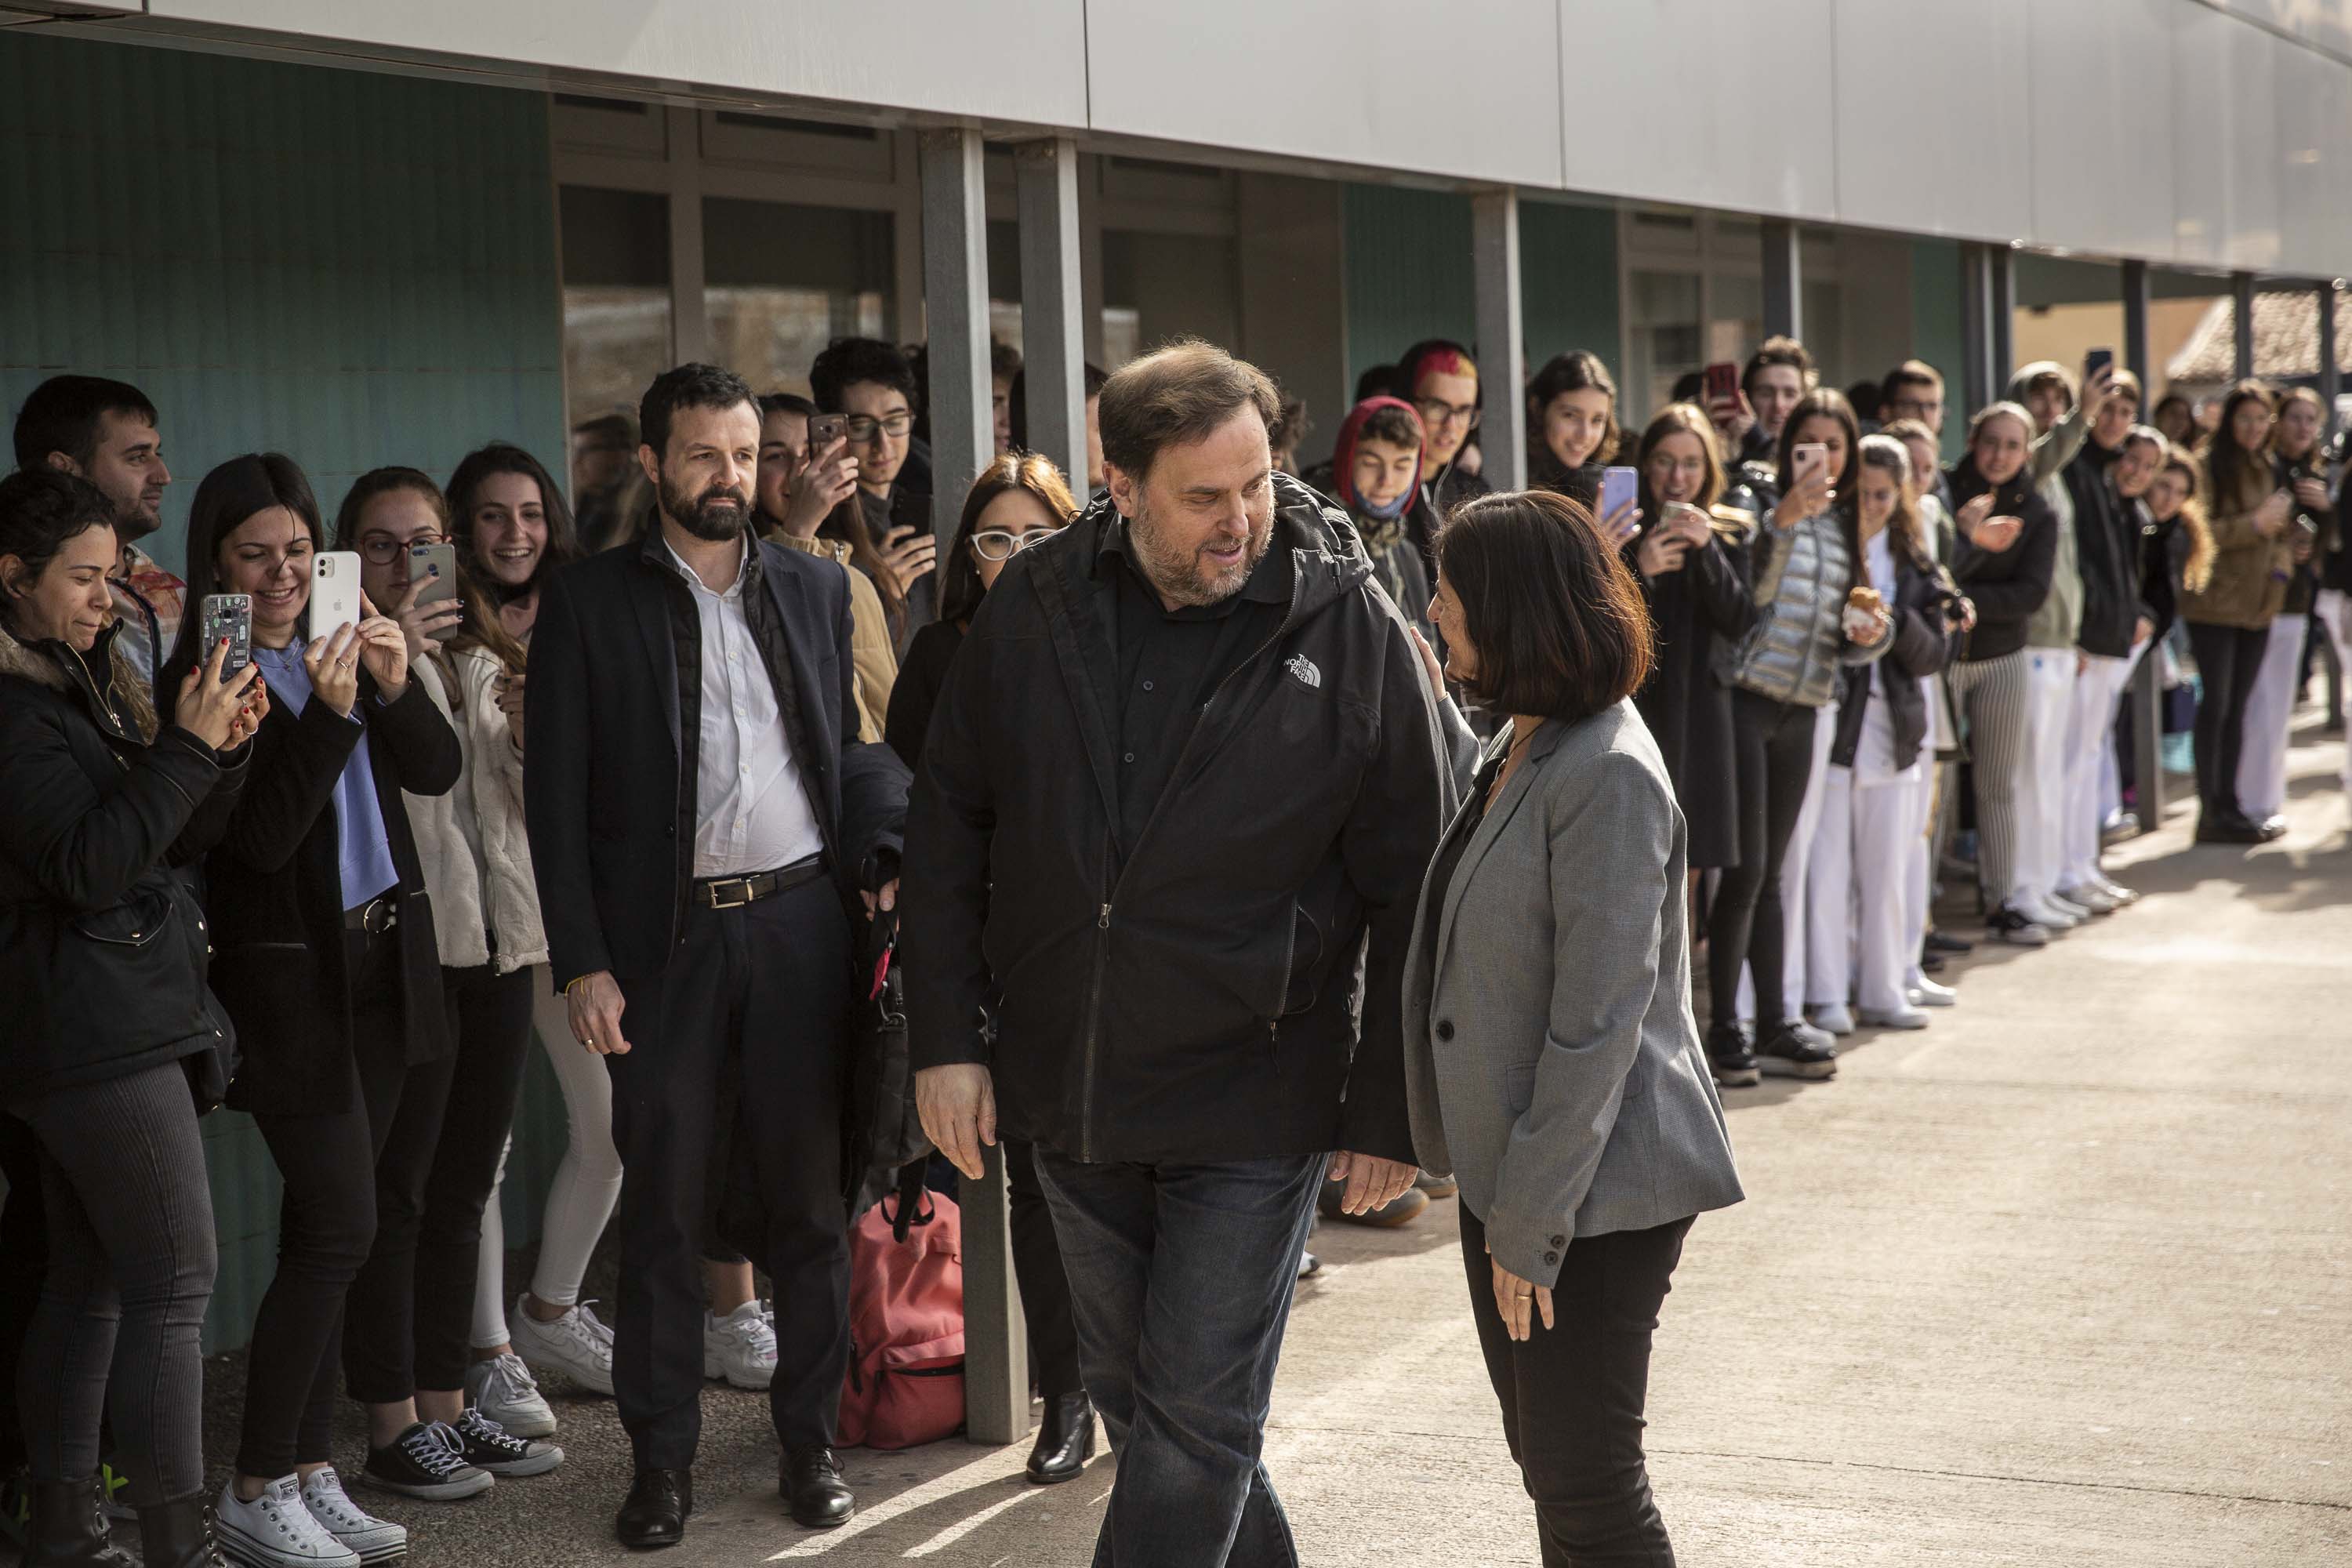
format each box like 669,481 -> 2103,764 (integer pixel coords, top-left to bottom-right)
660,473 -> 750,543
114,496 -> 161,543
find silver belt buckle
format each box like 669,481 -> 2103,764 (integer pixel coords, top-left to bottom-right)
705,877 -> 753,910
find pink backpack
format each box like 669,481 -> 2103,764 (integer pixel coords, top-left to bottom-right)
837,1189 -> 966,1450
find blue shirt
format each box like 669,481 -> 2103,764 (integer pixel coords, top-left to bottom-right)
253,641 -> 401,911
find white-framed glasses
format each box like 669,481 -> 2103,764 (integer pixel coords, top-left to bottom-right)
971,527 -> 1063,561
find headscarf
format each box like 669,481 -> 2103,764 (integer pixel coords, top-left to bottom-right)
1332,396 -> 1427,524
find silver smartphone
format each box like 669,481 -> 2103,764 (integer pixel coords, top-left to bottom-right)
310,550 -> 362,639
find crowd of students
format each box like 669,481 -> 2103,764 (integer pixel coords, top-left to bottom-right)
0,314 -> 2339,1565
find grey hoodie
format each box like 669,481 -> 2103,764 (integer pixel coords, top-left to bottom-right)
2008,361 -> 2090,649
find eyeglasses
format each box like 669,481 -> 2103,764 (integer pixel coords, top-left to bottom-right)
845,412 -> 915,444
230,542 -> 316,574
971,527 -> 1063,561
1413,397 -> 1480,431
357,532 -> 446,564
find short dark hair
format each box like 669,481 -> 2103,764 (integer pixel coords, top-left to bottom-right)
809,337 -> 919,416
1742,336 -> 1814,397
13,375 -> 158,470
1353,363 -> 1398,403
1269,394 -> 1311,456
990,338 -> 1023,383
638,363 -> 757,459
757,391 -> 819,423
572,412 -> 632,447
1098,339 -> 1280,483
1439,488 -> 1652,720
0,470 -> 117,605
1880,359 -> 1944,408
166,453 -> 322,674
1005,364 -> 1109,454
1355,401 -> 1424,452
445,443 -> 585,585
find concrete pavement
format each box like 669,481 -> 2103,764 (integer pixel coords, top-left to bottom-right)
180,712 -> 2352,1566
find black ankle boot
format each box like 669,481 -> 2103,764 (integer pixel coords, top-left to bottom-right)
1025,1392 -> 1097,1485
24,1475 -> 134,1567
134,1494 -> 227,1568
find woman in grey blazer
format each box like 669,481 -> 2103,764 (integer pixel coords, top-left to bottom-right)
1409,488 -> 1744,1566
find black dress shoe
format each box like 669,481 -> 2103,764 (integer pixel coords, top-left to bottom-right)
1025,1392 -> 1097,1486
615,1468 -> 691,1550
2195,811 -> 2266,845
781,1447 -> 853,1529
1925,929 -> 1974,956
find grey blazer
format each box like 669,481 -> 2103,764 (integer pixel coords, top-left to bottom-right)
1402,700 -> 1744,1288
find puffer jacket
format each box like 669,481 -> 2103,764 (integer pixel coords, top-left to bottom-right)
2183,452 -> 2293,630
406,645 -> 548,975
0,618 -> 247,1104
1721,505 -> 1888,707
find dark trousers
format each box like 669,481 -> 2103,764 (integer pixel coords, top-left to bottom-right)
2185,620 -> 2270,819
1708,690 -> 1820,1029
239,929 -> 457,1475
607,878 -> 853,1468
1004,1139 -> 1081,1403
14,1063 -> 216,1507
343,963 -> 534,1399
1035,1150 -> 1324,1568
0,1112 -> 45,1474
1460,1206 -> 1691,1568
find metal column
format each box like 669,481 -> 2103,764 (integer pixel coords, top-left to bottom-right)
2232,271 -> 2256,383
664,106 -> 707,365
1959,244 -> 1994,419
1761,218 -> 1802,343
1472,190 -> 1526,492
2122,260 -> 2165,835
1016,138 -> 1087,492
920,126 -> 1028,1447
2319,281 -> 2340,434
1989,245 -> 2016,389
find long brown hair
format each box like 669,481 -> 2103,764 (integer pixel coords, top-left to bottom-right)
335,467 -> 528,677
1632,403 -> 1751,536
2158,441 -> 2217,594
938,453 -> 1080,624
2205,379 -> 2278,513
1855,434 -> 1936,571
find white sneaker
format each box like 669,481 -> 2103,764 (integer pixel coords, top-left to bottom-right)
2056,883 -> 2118,915
2045,891 -> 2092,921
299,1468 -> 406,1566
510,1296 -> 615,1396
1809,1003 -> 1855,1037
1907,975 -> 1958,1008
2089,873 -> 2140,906
463,1352 -> 556,1439
703,1301 -> 779,1389
2017,898 -> 2078,931
1857,1003 -> 1932,1030
216,1476 -> 361,1568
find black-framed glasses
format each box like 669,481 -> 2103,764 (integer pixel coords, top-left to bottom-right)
357,532 -> 445,564
971,527 -> 1063,561
845,412 -> 916,444
1413,397 -> 1480,431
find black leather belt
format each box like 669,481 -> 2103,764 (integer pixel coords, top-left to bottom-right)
343,895 -> 398,935
694,855 -> 825,909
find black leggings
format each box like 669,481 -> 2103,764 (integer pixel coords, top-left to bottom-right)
343,964 -> 533,1400
0,1112 -> 45,1475
2185,620 -> 2270,819
1461,1204 -> 1692,1567
1004,1139 -> 1080,1403
14,1062 -> 216,1507
1708,690 -> 1820,1031
238,931 -> 456,1477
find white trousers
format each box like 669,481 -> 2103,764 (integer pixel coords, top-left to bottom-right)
2061,652 -> 2135,890
1738,699 -> 1838,1023
470,972 -> 626,1348
2010,648 -> 2079,909
2235,612 -> 2307,821
1805,764 -> 1929,1015
1902,765 -> 1943,989
2096,641 -> 2150,826
2318,590 -> 2352,793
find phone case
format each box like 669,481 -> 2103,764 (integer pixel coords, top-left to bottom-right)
1599,466 -> 1639,521
200,595 -> 252,678
310,551 -> 362,638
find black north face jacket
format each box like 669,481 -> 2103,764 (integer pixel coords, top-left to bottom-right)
901,474 -> 1451,1166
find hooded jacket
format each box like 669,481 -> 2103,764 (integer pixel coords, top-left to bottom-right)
2065,437 -> 2154,659
1946,456 -> 2059,662
1301,397 -> 1436,627
405,645 -> 547,975
1720,503 -> 1887,708
901,474 -> 1452,1166
0,619 -> 246,1104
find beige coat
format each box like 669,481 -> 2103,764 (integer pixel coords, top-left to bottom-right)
2183,457 -> 2292,631
405,645 -> 547,975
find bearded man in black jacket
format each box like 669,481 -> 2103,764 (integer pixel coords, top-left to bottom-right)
902,340 -> 1450,1566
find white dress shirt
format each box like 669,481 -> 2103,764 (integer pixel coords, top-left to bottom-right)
662,535 -> 826,878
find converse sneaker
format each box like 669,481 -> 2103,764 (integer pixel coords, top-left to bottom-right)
703,1301 -> 779,1390
1706,1022 -> 1761,1088
1755,1019 -> 1838,1080
1986,903 -> 2049,947
361,1423 -> 492,1502
448,1409 -> 563,1478
462,1352 -> 556,1439
215,1476 -> 361,1567
510,1296 -> 615,1396
299,1468 -> 405,1565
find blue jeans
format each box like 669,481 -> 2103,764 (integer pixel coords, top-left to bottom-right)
1033,1151 -> 1326,1568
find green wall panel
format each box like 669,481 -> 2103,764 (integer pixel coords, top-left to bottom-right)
1911,238 -> 1967,460
0,31 -> 570,1354
1342,185 -> 1475,395
1520,201 -> 1621,379
0,31 -> 568,577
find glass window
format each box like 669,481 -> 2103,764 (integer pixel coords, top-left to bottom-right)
560,186 -> 673,438
1708,273 -> 1762,367
701,198 -> 894,396
1101,230 -> 1237,370
1802,280 -> 1843,385
1628,269 -> 1703,422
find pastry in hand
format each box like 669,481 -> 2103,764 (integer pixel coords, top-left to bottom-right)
1846,585 -> 1885,615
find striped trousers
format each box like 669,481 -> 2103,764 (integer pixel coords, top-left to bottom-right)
1947,647 -> 2031,907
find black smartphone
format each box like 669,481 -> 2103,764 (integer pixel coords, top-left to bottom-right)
2085,347 -> 2114,383
808,412 -> 848,455
408,542 -> 459,641
199,593 -> 252,681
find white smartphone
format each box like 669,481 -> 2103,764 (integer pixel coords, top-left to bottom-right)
310,550 -> 363,640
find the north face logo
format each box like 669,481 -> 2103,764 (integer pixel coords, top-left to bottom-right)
1286,655 -> 1322,690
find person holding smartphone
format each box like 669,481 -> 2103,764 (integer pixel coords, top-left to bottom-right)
160,453 -> 472,1566
1524,351 -> 1637,535
335,470 -> 568,1474
1705,390 -> 1890,1088
755,392 -> 899,742
1625,403 -> 1759,889
810,338 -> 936,658
0,469 -> 263,1568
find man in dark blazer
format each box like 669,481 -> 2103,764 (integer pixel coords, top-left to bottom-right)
524,363 -> 909,1547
